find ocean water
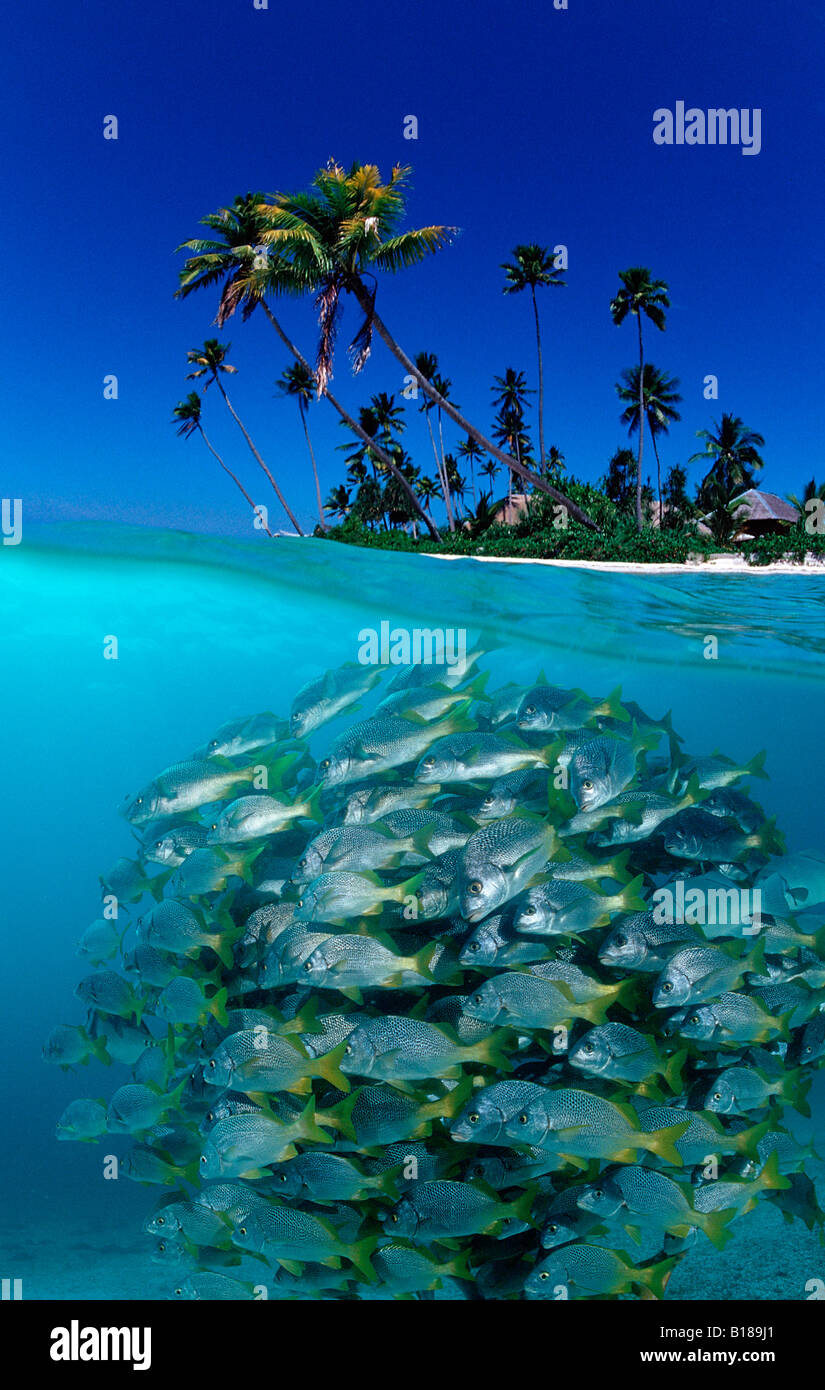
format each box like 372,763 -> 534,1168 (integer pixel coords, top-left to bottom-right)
2,524 -> 823,1301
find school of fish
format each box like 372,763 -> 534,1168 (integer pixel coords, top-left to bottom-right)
46,652 -> 825,1299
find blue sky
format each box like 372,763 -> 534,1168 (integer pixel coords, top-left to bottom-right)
3,0 -> 824,535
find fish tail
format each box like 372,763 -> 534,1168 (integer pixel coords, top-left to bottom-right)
662,1048 -> 688,1095
447,1248 -> 474,1281
91,1037 -> 112,1067
743,934 -> 767,982
613,976 -> 642,1013
638,1118 -> 691,1167
472,1030 -> 515,1074
700,1207 -> 737,1251
347,1234 -> 379,1283
577,995 -> 611,1026
238,844 -> 266,886
299,1095 -> 332,1145
316,1040 -> 352,1094
746,750 -> 769,781
616,874 -> 647,913
600,686 -> 629,723
209,934 -> 236,971
638,1254 -> 680,1300
732,1117 -> 772,1157
321,1088 -> 362,1143
208,986 -> 229,1028
148,869 -> 173,902
301,783 -> 326,825
604,848 -> 634,885
411,941 -> 439,981
511,1182 -> 539,1227
462,671 -> 491,703
757,1151 -> 792,1193
445,699 -> 477,736
784,1067 -> 812,1119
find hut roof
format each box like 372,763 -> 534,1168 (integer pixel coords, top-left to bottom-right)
730,490 -> 800,524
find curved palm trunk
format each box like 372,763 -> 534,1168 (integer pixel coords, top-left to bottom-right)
531,284 -> 546,472
197,424 -> 274,536
213,378 -> 304,535
635,315 -> 645,531
350,282 -> 598,531
649,415 -> 663,526
426,410 -> 454,532
436,407 -> 457,532
300,408 -> 327,532
259,302 -> 442,542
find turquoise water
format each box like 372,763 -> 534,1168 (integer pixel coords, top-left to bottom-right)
2,524 -> 823,1299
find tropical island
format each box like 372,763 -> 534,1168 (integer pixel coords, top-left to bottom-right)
172,160 -> 824,568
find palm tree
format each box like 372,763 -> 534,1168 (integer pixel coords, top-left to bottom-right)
690,414 -> 765,506
324,483 -> 352,522
414,353 -> 456,532
457,435 -> 485,507
275,362 -> 327,531
501,244 -> 565,471
186,340 -> 304,535
480,458 -> 499,489
616,363 -> 682,522
491,369 -> 534,503
254,160 -> 597,529
544,445 -> 566,481
610,268 -> 670,530
172,392 -> 274,536
175,191 -> 441,541
787,477 -> 825,509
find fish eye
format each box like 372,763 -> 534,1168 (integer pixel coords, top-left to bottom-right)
594,1188 -> 603,1198
303,961 -> 313,972
482,795 -> 494,807
472,993 -> 483,1006
539,1271 -> 550,1281
581,780 -> 593,791
211,823 -> 218,831
136,797 -> 143,806
690,1014 -> 700,1025
518,1112 -> 529,1125
583,1042 -> 594,1053
174,1287 -> 182,1296
199,1156 -> 207,1166
390,1213 -> 398,1223
279,1173 -> 288,1182
523,904 -> 537,916
345,1044 -> 352,1054
546,1223 -> 558,1234
239,1226 -> 247,1236
423,757 -> 436,770
319,759 -> 330,773
524,706 -> 536,716
713,1091 -> 722,1101
661,981 -> 673,993
208,1059 -> 216,1069
209,740 -> 218,749
468,942 -> 480,953
804,1045 -> 812,1054
468,881 -> 483,895
157,1216 -> 165,1225
206,1111 -> 215,1123
468,1113 -> 479,1125
297,899 -> 304,909
614,933 -> 626,946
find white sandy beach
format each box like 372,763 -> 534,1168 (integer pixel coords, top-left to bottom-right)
428,553 -> 825,575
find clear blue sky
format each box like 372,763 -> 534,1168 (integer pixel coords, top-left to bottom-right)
4,0 -> 824,535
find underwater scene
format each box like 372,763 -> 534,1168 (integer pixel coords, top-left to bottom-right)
5,525 -> 825,1302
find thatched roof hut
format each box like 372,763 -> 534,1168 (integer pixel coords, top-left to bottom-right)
728,490 -> 800,539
